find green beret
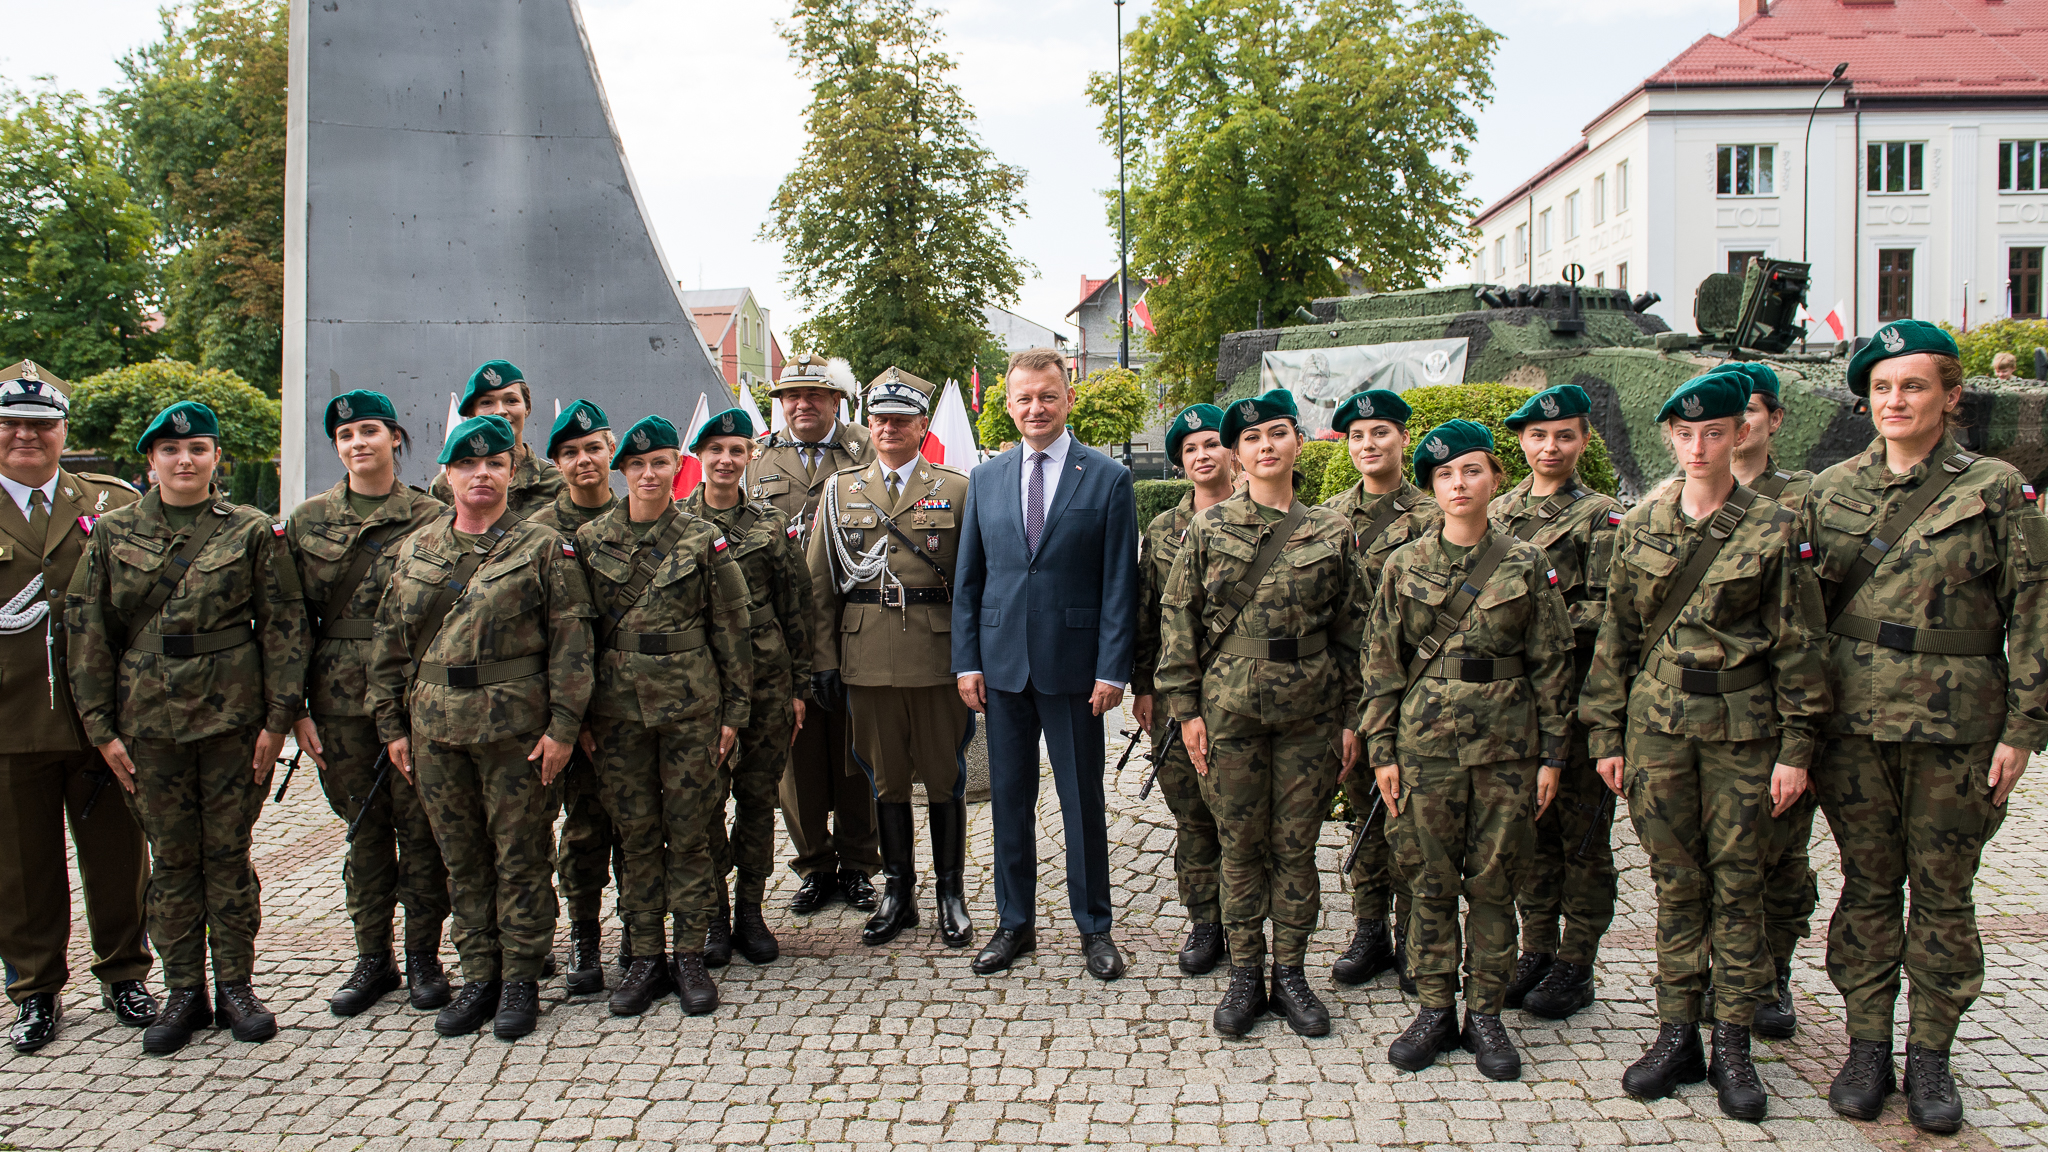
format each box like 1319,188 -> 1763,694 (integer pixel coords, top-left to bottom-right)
1503,383 -> 1591,430
612,414 -> 682,468
1705,360 -> 1781,399
1332,389 -> 1412,433
1846,319 -> 1960,397
1411,419 -> 1495,484
438,414 -> 518,465
691,406 -> 757,451
548,398 -> 610,458
324,390 -> 398,439
458,359 -> 525,416
135,401 -> 221,455
1165,404 -> 1224,462
1220,388 -> 1301,448
1657,372 -> 1749,423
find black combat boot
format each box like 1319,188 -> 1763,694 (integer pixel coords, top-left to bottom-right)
1462,1010 -> 1523,1081
731,899 -> 780,964
1622,1022 -> 1708,1099
1522,959 -> 1597,1020
141,988 -> 212,1055
329,950 -> 401,1018
928,799 -> 973,948
1504,951 -> 1553,1010
1330,918 -> 1394,986
703,885 -> 734,968
1269,964 -> 1330,1037
1827,1037 -> 1896,1120
610,955 -> 674,1017
1708,1021 -> 1768,1121
1904,1044 -> 1963,1134
861,802 -> 920,946
1394,925 -> 1416,996
406,949 -> 451,1011
1178,922 -> 1225,976
492,980 -> 539,1041
566,919 -> 605,995
433,980 -> 501,1037
1387,1006 -> 1459,1072
1750,959 -> 1796,1040
1211,965 -> 1268,1037
671,953 -> 719,1015
213,980 -> 277,1043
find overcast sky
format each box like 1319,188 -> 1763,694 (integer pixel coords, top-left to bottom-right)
7,0 -> 1728,347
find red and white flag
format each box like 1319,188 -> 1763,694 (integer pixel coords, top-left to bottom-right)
1133,295 -> 1156,335
1801,300 -> 1848,342
921,377 -> 980,471
670,393 -> 713,499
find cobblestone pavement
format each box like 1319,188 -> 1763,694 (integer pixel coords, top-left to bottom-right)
2,723 -> 2045,1151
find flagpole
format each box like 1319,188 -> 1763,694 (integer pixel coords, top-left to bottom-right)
1115,0 -> 1129,374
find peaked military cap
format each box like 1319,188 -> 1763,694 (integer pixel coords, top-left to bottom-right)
691,406 -> 757,451
1411,419 -> 1495,484
324,389 -> 398,439
1703,360 -> 1782,400
865,366 -> 934,417
1220,388 -> 1300,447
613,414 -> 682,468
547,398 -> 610,458
0,359 -> 69,420
1658,371 -> 1749,423
135,401 -> 222,455
774,351 -> 858,399
1846,319 -> 1959,397
1332,388 -> 1412,433
438,414 -> 518,464
458,359 -> 525,415
1504,383 -> 1592,430
1166,403 -> 1225,463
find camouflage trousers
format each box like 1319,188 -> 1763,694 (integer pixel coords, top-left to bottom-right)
552,750 -> 618,922
1340,769 -> 1406,925
1151,714 -> 1220,925
1516,728 -> 1618,964
1196,706 -> 1341,968
312,714 -> 448,953
1393,755 -> 1537,1014
588,712 -> 723,956
1817,736 -> 2005,1050
711,697 -> 797,905
1624,730 -> 1774,1026
124,727 -> 265,989
1760,790 -> 1819,963
412,732 -> 556,983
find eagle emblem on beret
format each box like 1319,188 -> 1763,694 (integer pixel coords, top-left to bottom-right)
1358,396 -> 1374,418
720,413 -> 736,433
576,408 -> 592,430
1426,436 -> 1448,460
170,410 -> 191,434
1681,394 -> 1704,419
1880,325 -> 1905,354
335,397 -> 353,421
1238,400 -> 1257,422
469,433 -> 487,454
1185,412 -> 1202,430
1539,395 -> 1559,418
482,367 -> 503,388
631,428 -> 650,450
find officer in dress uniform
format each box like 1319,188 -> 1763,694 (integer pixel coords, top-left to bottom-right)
427,360 -> 567,518
0,361 -> 155,1053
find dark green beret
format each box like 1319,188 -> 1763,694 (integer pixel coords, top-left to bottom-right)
1503,383 -> 1591,430
1411,419 -> 1495,484
612,414 -> 682,468
548,399 -> 610,458
1658,372 -> 1749,423
324,390 -> 398,439
458,359 -> 525,416
1220,388 -> 1300,448
691,406 -> 757,451
1705,360 -> 1781,399
1165,404 -> 1224,462
1332,389 -> 1412,433
135,401 -> 221,455
1846,319 -> 1960,397
438,414 -> 518,465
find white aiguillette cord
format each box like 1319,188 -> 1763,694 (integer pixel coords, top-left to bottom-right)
0,572 -> 55,706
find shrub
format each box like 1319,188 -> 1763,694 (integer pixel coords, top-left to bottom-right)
1135,479 -> 1192,529
975,375 -> 1019,448
1943,318 -> 2048,380
1295,439 -> 1342,498
1317,382 -> 1616,500
1070,366 -> 1148,447
69,359 -> 280,476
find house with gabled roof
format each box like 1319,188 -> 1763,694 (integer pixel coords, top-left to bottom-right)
680,287 -> 784,404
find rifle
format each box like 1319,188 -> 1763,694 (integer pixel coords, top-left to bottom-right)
1138,722 -> 1182,801
1575,789 -> 1617,860
1111,728 -> 1141,778
345,750 -> 394,845
79,764 -> 114,821
1341,789 -> 1387,876
273,750 -> 303,803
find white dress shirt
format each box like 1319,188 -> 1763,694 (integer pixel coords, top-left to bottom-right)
0,471 -> 59,521
881,455 -> 920,500
1019,429 -> 1071,513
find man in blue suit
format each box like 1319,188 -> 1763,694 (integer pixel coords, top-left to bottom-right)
953,347 -> 1139,979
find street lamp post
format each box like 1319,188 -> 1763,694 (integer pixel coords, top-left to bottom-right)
1802,62 -> 1850,263
1115,0 -> 1129,372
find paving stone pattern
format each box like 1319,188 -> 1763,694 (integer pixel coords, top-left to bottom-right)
3,726 -> 2046,1151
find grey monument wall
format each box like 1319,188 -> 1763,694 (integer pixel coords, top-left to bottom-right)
280,0 -> 736,508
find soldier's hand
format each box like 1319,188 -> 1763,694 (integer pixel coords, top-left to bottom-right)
791,698 -> 806,744
531,734 -> 573,785
387,738 -> 413,784
717,726 -> 738,764
809,670 -> 844,711
1769,762 -> 1808,816
96,739 -> 137,794
1990,742 -> 2030,806
578,728 -> 597,759
292,717 -> 328,772
1339,730 -> 1360,773
958,673 -> 987,714
1535,763 -> 1561,819
1372,764 -> 1401,817
252,729 -> 288,785
1132,694 -> 1154,732
1183,717 -> 1210,776
1596,756 -> 1625,796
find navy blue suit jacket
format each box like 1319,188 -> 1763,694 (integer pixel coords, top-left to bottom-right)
951,435 -> 1138,696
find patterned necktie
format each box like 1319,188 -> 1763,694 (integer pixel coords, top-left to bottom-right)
1026,452 -> 1049,553
26,488 -> 48,539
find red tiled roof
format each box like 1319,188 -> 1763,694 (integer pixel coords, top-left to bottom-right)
1474,141 -> 1589,226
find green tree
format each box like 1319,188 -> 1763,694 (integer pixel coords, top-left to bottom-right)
114,0 -> 288,394
1069,366 -> 1148,447
69,359 -> 280,477
767,0 -> 1029,386
1091,0 -> 1498,408
0,84 -> 163,376
975,375 -> 1020,448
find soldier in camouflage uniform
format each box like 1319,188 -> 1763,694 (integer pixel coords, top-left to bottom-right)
1320,388 -> 1441,991
1800,322 -> 2048,1135
367,414 -> 595,1041
578,414 -> 753,1018
285,390 -> 451,1019
67,401 -> 310,1055
682,406 -> 812,970
426,360 -> 567,518
1132,404 -> 1234,977
1582,369 -> 1831,1121
1155,390 -> 1364,1040
1364,419 -> 1574,1080
1491,384 -> 1622,1020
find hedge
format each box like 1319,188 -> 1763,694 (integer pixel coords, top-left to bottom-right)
1318,382 -> 1617,500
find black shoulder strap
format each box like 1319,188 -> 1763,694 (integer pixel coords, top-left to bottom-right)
1204,502 -> 1310,657
1637,485 -> 1758,668
409,509 -> 519,668
1826,451 -> 1978,622
125,502 -> 234,649
871,501 -> 953,589
317,522 -> 394,638
599,505 -> 692,645
1512,483 -> 1587,542
1403,532 -> 1515,691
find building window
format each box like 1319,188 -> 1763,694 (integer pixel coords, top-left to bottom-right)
1867,142 -> 1925,194
1592,174 -> 1607,224
1594,271 -> 1606,288
1728,250 -> 1765,276
1514,223 -> 1528,267
2014,247 -> 2044,320
1878,249 -> 1914,322
1565,191 -> 1581,240
1493,237 -> 1505,275
2000,141 -> 2046,192
1617,262 -> 1628,294
1615,161 -> 1629,212
1717,145 -> 1775,196
1538,208 -> 1553,253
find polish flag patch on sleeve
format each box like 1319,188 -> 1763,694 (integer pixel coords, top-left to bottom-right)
561,541 -> 577,557
2024,484 -> 2038,503
1606,509 -> 1624,527
1546,568 -> 1559,586
272,522 -> 287,537
787,522 -> 800,539
1798,541 -> 1814,560
713,536 -> 729,552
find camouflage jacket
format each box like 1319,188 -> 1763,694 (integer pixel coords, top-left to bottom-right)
1488,474 -> 1620,651
1359,526 -> 1575,768
682,490 -> 813,706
1799,433 -> 2048,749
527,488 -> 614,536
1580,481 -> 1831,769
284,479 -> 444,718
1747,453 -> 1816,511
1155,492 -> 1366,726
66,490 -> 309,746
427,446 -> 566,520
1325,479 -> 1444,598
1132,492 -> 1198,698
366,515 -> 595,746
576,503 -> 753,728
